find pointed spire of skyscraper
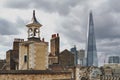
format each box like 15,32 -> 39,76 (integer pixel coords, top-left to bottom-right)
89,11 -> 94,26
86,11 -> 98,66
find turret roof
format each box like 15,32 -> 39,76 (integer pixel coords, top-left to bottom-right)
26,10 -> 42,27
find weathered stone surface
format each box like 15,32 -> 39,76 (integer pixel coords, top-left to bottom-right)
59,49 -> 74,67
0,70 -> 72,80
19,41 -> 48,70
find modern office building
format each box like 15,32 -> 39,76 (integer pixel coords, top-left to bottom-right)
70,46 -> 78,66
77,49 -> 85,66
86,11 -> 98,66
108,56 -> 120,63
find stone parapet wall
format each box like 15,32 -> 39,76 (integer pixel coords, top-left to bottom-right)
0,70 -> 72,80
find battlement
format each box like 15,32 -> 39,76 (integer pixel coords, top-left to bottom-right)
14,38 -> 24,42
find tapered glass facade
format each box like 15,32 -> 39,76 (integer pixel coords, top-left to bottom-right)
86,12 -> 98,66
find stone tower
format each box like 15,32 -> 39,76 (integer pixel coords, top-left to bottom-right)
6,38 -> 24,70
19,10 -> 48,70
86,11 -> 98,66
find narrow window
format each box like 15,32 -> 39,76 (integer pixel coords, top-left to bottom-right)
24,55 -> 27,63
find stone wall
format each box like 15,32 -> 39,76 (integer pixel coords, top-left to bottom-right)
6,38 -> 24,70
59,49 -> 74,67
19,41 -> 48,70
6,50 -> 18,70
0,70 -> 72,80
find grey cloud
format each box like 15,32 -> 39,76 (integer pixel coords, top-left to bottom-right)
0,17 -> 26,35
5,0 -> 30,9
56,5 -> 89,45
109,0 -> 120,13
5,0 -> 86,15
0,18 -> 20,35
0,35 -> 13,47
95,13 -> 120,39
57,17 -> 85,44
15,17 -> 26,30
93,0 -> 120,40
98,39 -> 120,47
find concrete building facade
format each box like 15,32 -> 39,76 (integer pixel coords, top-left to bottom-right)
77,49 -> 85,66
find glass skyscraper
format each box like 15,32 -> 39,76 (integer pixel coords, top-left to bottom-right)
86,11 -> 98,66
70,46 -> 78,66
108,56 -> 120,63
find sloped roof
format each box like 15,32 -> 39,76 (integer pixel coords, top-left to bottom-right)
26,10 -> 42,27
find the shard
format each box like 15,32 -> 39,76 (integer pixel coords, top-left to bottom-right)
86,11 -> 98,66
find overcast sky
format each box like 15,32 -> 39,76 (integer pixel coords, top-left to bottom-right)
0,0 -> 120,66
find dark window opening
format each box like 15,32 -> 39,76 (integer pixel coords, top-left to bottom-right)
24,55 -> 27,63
